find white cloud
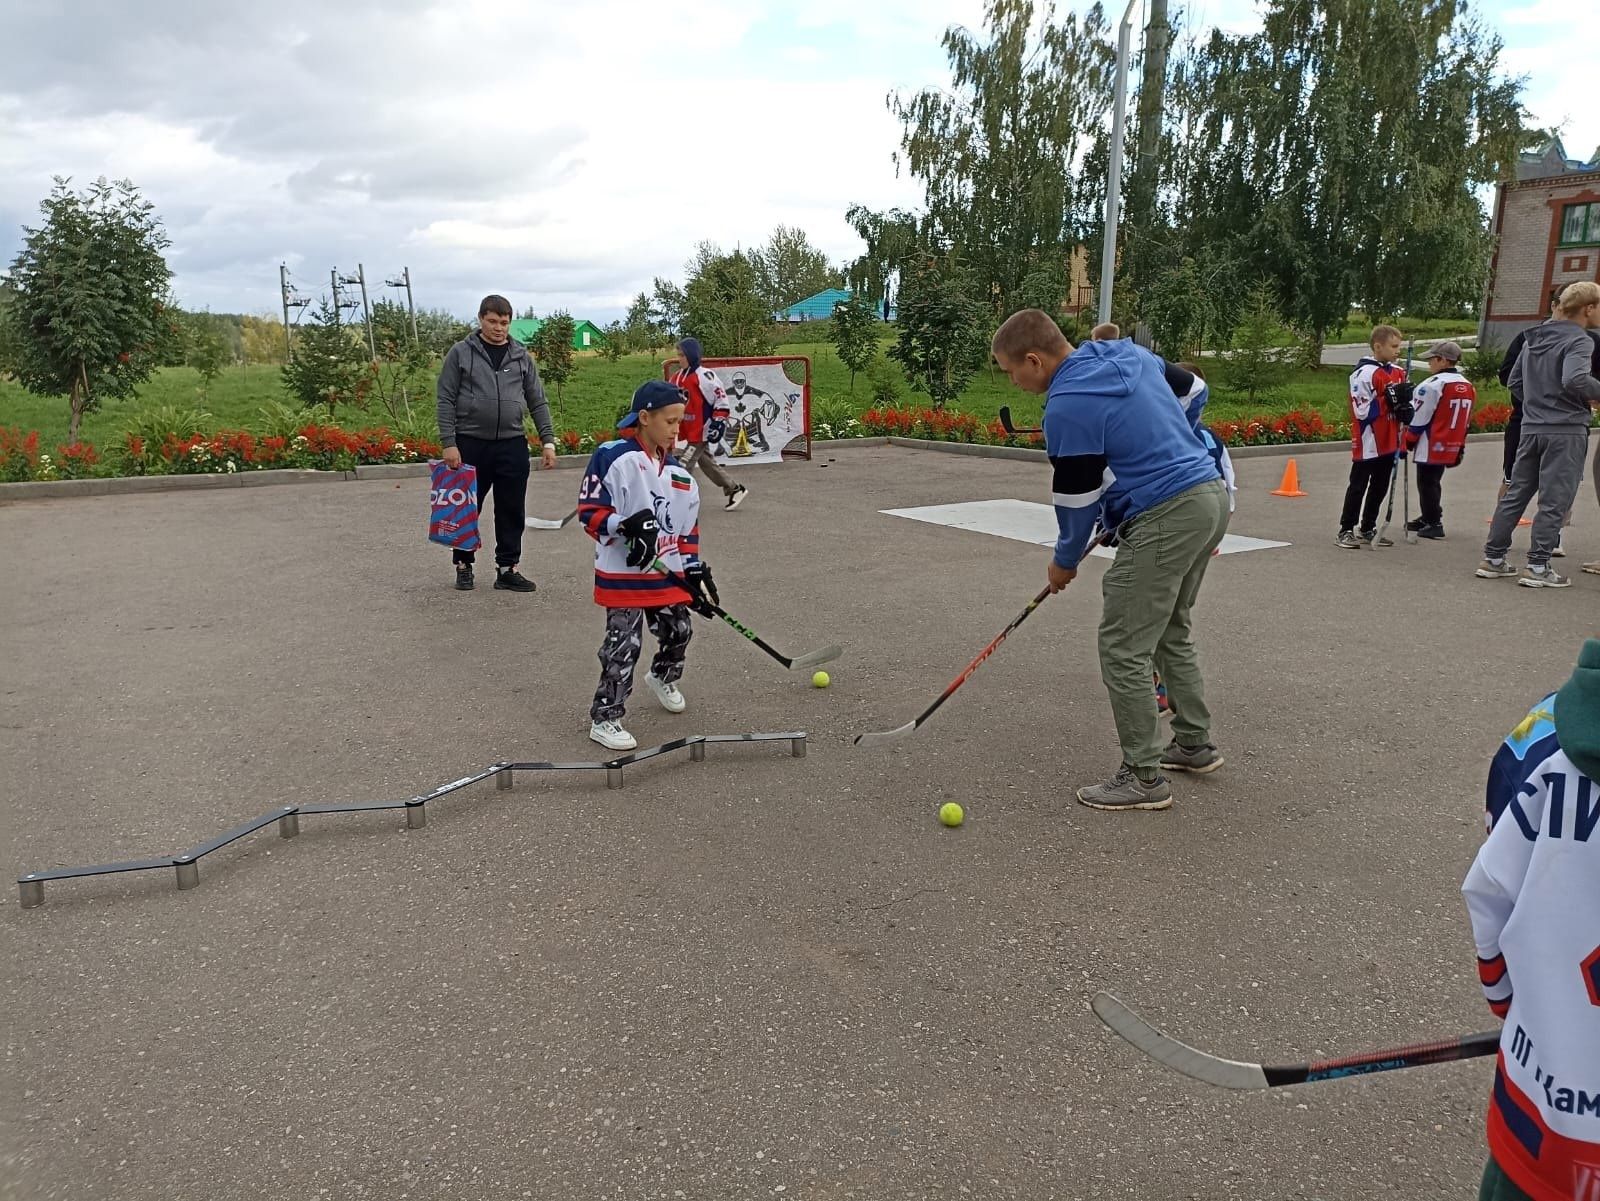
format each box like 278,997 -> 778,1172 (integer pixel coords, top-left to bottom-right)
1,0 -> 1590,323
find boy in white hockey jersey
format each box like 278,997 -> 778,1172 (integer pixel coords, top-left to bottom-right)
1403,340 -> 1475,540
577,381 -> 719,752
1463,638 -> 1600,1201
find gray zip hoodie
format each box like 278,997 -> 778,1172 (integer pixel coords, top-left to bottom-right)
1507,318 -> 1600,432
436,331 -> 555,448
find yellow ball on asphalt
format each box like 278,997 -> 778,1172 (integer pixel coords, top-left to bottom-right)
812,670 -> 830,688
939,802 -> 964,828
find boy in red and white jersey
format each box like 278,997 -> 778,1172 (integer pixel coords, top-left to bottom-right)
1338,324 -> 1409,550
671,337 -> 748,511
1403,339 -> 1475,540
1463,638 -> 1600,1201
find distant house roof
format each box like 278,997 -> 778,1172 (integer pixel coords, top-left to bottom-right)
776,287 -> 894,323
1516,136 -> 1600,182
509,317 -> 606,349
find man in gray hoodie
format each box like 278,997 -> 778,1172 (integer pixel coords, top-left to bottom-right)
437,294 -> 558,592
1478,281 -> 1600,589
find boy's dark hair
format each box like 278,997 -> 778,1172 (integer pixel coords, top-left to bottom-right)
1549,285 -> 1566,311
478,294 -> 513,319
1177,360 -> 1206,381
1370,324 -> 1401,347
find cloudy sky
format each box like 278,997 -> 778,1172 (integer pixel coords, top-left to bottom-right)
1,0 -> 1591,324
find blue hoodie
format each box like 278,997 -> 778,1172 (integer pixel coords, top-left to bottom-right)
1043,340 -> 1221,569
679,337 -> 702,371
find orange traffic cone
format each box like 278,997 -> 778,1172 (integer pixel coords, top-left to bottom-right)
1270,458 -> 1307,497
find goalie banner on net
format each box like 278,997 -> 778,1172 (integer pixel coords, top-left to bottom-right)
665,356 -> 811,464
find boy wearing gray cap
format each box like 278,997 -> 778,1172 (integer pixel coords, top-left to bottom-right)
1403,340 -> 1475,539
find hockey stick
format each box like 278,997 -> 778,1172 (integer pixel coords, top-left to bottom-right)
1091,992 -> 1498,1090
1377,342 -> 1414,548
526,508 -> 578,530
1402,456 -> 1417,543
997,406 -> 1042,437
649,559 -> 841,672
854,584 -> 1051,747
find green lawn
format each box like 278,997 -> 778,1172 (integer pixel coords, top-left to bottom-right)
0,336 -> 1506,452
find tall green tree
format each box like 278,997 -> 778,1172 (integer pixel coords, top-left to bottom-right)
281,299 -> 367,412
650,277 -> 686,340
844,205 -> 922,321
184,312 -> 231,398
531,311 -> 578,405
414,308 -> 471,356
1160,0 -> 1526,357
3,177 -> 174,441
888,254 -> 988,409
754,226 -> 839,310
683,249 -> 775,357
888,0 -> 1113,313
625,290 -> 667,352
1221,280 -> 1292,405
829,295 -> 880,391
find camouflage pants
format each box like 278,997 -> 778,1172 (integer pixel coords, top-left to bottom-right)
591,605 -> 693,722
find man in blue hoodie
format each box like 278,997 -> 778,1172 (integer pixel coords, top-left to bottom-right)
992,310 -> 1230,812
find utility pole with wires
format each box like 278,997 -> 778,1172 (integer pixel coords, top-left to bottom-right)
384,267 -> 418,344
279,263 -> 311,362
337,265 -> 377,359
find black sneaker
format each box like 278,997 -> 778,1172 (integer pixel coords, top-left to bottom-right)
724,485 -> 749,511
455,564 -> 475,591
494,568 -> 536,593
1405,518 -> 1425,532
1416,522 -> 1445,540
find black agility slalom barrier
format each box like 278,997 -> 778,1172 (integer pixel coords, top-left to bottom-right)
17,731 -> 808,909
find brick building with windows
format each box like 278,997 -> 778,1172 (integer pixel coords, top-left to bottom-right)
1479,137 -> 1600,349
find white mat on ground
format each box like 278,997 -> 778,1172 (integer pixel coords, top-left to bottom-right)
881,498 -> 1289,558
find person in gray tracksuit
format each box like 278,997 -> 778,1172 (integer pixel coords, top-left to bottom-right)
437,294 -> 558,592
1479,281 -> 1600,588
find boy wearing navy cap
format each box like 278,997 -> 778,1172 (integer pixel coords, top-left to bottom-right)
577,381 -> 718,751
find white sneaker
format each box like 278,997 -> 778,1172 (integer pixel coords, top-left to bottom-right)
645,673 -> 686,713
724,485 -> 749,511
589,719 -> 637,751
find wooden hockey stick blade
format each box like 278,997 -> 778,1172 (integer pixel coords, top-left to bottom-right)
1094,991 -> 1500,1090
787,645 -> 843,671
525,508 -> 578,530
1092,992 -> 1269,1090
852,721 -> 918,748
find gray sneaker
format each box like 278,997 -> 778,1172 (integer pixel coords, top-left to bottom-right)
1336,529 -> 1361,550
1519,565 -> 1571,589
1476,558 -> 1517,580
1076,765 -> 1172,812
1581,560 -> 1600,576
1161,740 -> 1225,775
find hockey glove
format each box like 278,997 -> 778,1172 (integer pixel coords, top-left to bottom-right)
704,417 -> 728,445
617,509 -> 659,569
1384,381 -> 1415,424
682,561 -> 720,617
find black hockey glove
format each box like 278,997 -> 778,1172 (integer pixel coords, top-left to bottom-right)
704,417 -> 728,444
1384,381 -> 1415,424
682,561 -> 719,617
617,509 -> 659,569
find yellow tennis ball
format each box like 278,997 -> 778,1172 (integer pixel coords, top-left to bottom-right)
812,670 -> 830,688
939,802 -> 964,828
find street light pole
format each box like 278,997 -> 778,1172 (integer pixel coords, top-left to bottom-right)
1097,0 -> 1140,327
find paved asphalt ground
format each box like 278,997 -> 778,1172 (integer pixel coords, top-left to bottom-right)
2,441 -> 1595,1201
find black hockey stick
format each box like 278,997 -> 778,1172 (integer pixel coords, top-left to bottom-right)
1091,992 -> 1498,1090
998,406 -> 1042,437
1376,341 -> 1414,548
650,559 -> 841,672
526,508 -> 579,530
854,584 -> 1051,747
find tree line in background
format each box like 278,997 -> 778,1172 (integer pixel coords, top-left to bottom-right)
842,0 -> 1530,401
1,0 -> 1536,429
